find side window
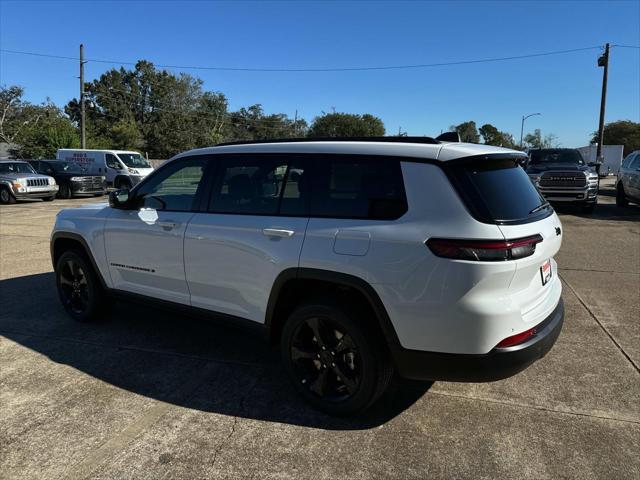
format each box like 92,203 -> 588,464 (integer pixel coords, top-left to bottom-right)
29,161 -> 40,171
629,155 -> 640,169
106,154 -> 121,170
41,162 -> 54,175
310,156 -> 407,220
279,160 -> 308,216
209,157 -> 288,215
134,158 -> 207,211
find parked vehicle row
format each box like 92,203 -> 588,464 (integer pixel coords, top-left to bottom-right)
50,137 -> 565,415
0,149 -> 154,204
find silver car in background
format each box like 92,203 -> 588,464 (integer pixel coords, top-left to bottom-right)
616,150 -> 640,207
0,160 -> 58,204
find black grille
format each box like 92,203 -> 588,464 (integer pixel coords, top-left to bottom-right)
539,172 -> 586,188
27,178 -> 48,187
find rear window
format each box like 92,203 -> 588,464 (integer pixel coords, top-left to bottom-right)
448,158 -> 549,224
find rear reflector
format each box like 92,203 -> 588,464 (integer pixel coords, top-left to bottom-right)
426,234 -> 543,261
495,326 -> 537,348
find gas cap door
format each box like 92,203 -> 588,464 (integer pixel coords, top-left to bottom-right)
333,230 -> 371,256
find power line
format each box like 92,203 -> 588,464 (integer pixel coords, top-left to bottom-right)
0,45 -> 605,72
612,44 -> 640,49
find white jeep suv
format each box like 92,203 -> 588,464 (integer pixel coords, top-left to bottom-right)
51,137 -> 564,415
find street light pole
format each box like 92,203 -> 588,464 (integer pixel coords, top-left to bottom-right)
520,112 -> 541,148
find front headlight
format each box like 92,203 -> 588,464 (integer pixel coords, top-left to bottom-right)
101,176 -> 106,181
70,177 -> 83,182
48,177 -> 56,185
529,174 -> 542,185
128,168 -> 139,174
12,181 -> 25,192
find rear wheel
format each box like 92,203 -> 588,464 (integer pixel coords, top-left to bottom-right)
55,250 -> 105,322
281,302 -> 393,415
616,184 -> 629,207
0,187 -> 16,204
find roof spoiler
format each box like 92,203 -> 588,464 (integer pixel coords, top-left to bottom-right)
435,131 -> 461,142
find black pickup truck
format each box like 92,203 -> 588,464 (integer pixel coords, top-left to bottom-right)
525,148 -> 599,213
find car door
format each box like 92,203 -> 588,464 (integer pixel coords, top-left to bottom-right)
184,154 -> 309,323
627,154 -> 640,199
104,156 -> 210,305
105,153 -> 123,185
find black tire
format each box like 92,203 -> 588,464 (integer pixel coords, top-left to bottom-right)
616,184 -> 629,207
43,196 -> 55,202
57,183 -> 72,199
114,177 -> 132,190
582,202 -> 596,214
281,301 -> 393,415
0,187 -> 16,204
55,249 -> 106,322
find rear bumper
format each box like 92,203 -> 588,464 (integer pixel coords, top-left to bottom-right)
392,298 -> 564,382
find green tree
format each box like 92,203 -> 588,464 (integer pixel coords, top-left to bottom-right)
479,123 -> 517,148
225,104 -> 304,142
591,120 -> 640,157
524,129 -> 559,149
450,121 -> 480,143
308,112 -> 385,137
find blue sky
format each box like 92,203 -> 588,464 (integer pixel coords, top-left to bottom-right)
1,0 -> 638,146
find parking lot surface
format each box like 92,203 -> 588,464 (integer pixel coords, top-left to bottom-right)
1,179 -> 639,479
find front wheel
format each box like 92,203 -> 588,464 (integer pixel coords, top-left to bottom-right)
0,187 -> 16,204
56,250 -> 106,322
43,196 -> 55,202
281,302 -> 393,415
616,184 -> 629,207
57,183 -> 72,199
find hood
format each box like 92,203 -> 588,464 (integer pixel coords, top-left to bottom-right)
0,172 -> 52,180
526,163 -> 593,174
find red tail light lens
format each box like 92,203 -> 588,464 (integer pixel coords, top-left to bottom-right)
495,326 -> 537,348
426,234 -> 543,261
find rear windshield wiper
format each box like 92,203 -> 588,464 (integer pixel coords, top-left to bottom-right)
529,201 -> 551,215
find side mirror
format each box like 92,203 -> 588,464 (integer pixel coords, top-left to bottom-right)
109,189 -> 131,209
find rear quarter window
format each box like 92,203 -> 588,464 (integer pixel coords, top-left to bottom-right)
447,157 -> 549,224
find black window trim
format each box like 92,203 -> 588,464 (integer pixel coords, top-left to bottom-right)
128,155 -> 214,213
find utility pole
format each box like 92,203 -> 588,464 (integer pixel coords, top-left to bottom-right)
293,109 -> 298,137
596,43 -> 610,168
79,44 -> 86,149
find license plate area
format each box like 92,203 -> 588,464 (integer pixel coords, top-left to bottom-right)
540,259 -> 552,286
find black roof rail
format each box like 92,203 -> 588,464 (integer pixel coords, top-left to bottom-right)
215,136 -> 440,147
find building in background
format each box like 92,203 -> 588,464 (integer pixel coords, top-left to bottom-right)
577,144 -> 624,177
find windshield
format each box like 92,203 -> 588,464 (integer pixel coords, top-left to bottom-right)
529,149 -> 584,166
117,153 -> 150,168
0,162 -> 36,174
50,161 -> 85,173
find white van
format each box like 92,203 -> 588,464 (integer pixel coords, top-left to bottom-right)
56,149 -> 154,188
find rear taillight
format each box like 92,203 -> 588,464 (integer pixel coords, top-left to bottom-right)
495,326 -> 537,348
426,234 -> 543,261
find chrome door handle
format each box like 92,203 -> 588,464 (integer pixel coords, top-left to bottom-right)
158,221 -> 179,229
263,228 -> 295,238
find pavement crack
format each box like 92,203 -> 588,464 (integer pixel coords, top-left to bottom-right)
428,390 -> 640,425
559,274 -> 640,374
210,368 -> 265,470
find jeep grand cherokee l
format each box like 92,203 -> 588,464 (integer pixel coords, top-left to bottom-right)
50,137 -> 564,415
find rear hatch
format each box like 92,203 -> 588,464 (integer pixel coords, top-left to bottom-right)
446,155 -> 563,324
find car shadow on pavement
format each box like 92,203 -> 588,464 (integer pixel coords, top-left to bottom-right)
0,272 -> 431,431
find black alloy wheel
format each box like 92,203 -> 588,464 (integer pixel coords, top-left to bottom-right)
281,302 -> 392,415
56,250 -> 105,322
58,258 -> 90,315
290,316 -> 361,401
